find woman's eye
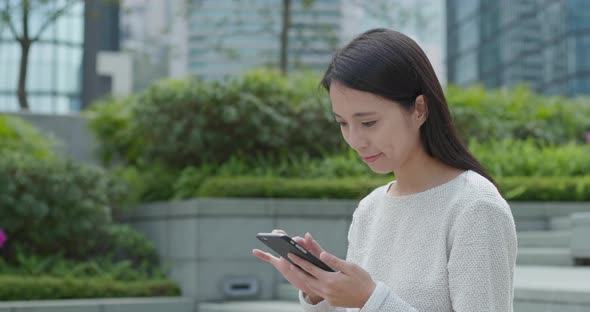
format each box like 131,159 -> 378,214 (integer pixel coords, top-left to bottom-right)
336,121 -> 348,127
362,121 -> 377,127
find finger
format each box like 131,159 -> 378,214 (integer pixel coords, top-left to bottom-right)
319,251 -> 349,273
289,262 -> 315,282
288,253 -> 325,279
305,232 -> 325,256
293,236 -> 312,249
252,249 -> 279,264
272,229 -> 287,235
292,236 -> 314,252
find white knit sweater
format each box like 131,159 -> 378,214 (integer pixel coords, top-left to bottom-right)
299,170 -> 517,312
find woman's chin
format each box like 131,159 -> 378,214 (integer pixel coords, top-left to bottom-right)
369,166 -> 393,175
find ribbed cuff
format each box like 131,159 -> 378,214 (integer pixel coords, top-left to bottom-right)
359,281 -> 389,312
360,281 -> 417,312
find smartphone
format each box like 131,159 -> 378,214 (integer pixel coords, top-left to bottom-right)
256,233 -> 336,272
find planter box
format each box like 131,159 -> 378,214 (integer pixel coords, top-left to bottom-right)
121,199 -> 590,302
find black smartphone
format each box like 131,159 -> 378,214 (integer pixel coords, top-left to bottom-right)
256,233 -> 336,272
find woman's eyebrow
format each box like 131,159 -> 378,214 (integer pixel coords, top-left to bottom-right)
332,112 -> 378,118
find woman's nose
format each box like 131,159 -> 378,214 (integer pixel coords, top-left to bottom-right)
346,128 -> 369,150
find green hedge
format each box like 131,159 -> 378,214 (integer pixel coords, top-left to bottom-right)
84,69 -> 590,204
197,176 -> 590,201
0,275 -> 180,300
469,139 -> 590,177
86,75 -> 590,173
448,84 -> 590,144
85,69 -> 342,169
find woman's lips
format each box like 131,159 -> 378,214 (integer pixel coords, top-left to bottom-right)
362,153 -> 382,163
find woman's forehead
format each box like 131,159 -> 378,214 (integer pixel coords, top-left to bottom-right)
330,84 -> 396,115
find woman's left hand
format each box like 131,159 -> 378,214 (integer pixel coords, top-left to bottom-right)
288,251 -> 376,308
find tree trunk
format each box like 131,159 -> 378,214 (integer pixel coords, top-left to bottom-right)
18,0 -> 31,111
18,40 -> 31,111
280,0 -> 291,75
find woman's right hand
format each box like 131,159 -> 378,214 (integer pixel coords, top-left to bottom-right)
252,229 -> 326,303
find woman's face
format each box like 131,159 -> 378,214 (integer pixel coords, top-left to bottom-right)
330,82 -> 424,174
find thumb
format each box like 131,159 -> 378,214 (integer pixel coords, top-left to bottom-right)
319,251 -> 349,273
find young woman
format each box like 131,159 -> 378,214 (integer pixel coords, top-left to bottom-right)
253,28 -> 517,312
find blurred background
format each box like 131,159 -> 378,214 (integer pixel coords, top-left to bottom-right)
0,1 -> 589,311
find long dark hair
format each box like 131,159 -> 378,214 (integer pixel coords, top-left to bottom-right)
321,28 -> 497,188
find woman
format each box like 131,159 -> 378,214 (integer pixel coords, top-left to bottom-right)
253,28 -> 517,312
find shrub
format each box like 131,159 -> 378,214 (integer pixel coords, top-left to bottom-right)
470,138 -> 590,177
171,149 -> 378,199
0,155 -> 117,260
447,84 -> 590,144
197,176 -> 391,200
84,96 -> 144,167
196,176 -> 590,201
100,224 -> 160,269
0,275 -> 180,300
109,164 -> 179,205
0,239 -> 163,282
86,69 -> 343,169
0,114 -> 57,160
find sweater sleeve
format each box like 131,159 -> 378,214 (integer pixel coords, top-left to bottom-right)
446,199 -> 517,311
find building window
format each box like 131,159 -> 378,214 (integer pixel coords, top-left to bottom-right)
0,1 -> 84,114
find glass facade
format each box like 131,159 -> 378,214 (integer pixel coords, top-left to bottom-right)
187,0 -> 341,80
0,0 -> 84,113
447,0 -> 590,96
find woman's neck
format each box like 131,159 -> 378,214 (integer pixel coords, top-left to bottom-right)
389,148 -> 464,196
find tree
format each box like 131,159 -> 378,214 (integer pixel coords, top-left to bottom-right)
191,0 -> 320,77
279,0 -> 314,75
349,0 -> 435,42
0,0 -> 82,111
280,0 -> 291,75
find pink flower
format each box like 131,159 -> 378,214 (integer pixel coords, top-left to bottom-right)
587,131 -> 590,144
0,229 -> 7,248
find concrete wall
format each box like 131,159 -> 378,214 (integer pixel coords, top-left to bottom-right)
6,112 -> 99,166
121,198 -> 357,302
121,198 -> 590,302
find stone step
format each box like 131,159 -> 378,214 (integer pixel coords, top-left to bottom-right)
517,230 -> 571,248
514,265 -> 590,309
278,282 -> 299,301
550,216 -> 572,231
517,247 -> 573,266
198,301 -> 301,312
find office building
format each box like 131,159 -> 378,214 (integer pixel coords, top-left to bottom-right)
447,0 -> 590,96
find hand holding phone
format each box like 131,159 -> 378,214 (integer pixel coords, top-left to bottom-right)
256,232 -> 335,272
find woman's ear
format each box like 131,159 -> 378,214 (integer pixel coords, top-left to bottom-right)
414,95 -> 428,126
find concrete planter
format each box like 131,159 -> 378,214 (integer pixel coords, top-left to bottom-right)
121,198 -> 590,302
121,198 -> 356,302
